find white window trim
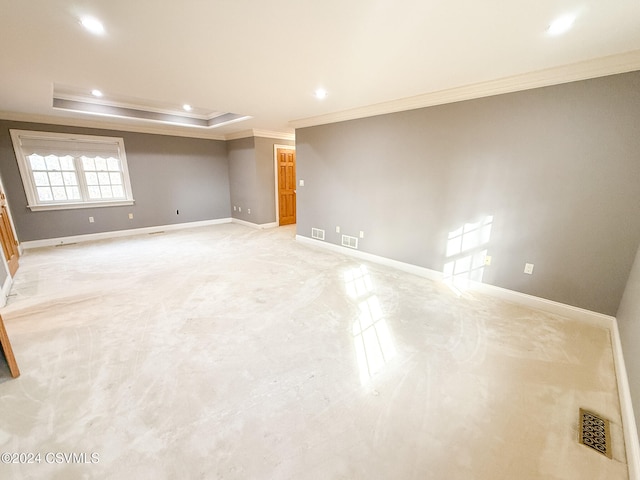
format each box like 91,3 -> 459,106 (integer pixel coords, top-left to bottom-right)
10,129 -> 135,211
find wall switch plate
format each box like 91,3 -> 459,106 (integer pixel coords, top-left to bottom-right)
233,206 -> 237,211
239,207 -> 242,212
484,255 -> 492,266
359,231 -> 364,238
89,216 -> 94,223
299,179 -> 304,186
336,226 -> 340,233
128,213 -> 133,219
524,263 -> 534,274
247,209 -> 251,214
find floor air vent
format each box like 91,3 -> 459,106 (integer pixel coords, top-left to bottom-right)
579,408 -> 612,458
341,234 -> 358,249
311,228 -> 325,240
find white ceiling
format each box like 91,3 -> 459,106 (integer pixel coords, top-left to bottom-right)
1,0 -> 640,140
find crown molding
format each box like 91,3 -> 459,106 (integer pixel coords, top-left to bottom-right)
251,129 -> 295,141
0,112 -> 296,142
0,111 -> 228,140
224,129 -> 295,141
290,50 -> 640,129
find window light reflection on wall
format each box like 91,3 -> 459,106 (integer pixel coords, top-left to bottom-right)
443,215 -> 493,294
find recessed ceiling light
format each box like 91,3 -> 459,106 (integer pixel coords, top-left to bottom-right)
80,16 -> 105,36
183,104 -> 192,112
547,14 -> 576,36
314,88 -> 328,100
91,89 -> 103,97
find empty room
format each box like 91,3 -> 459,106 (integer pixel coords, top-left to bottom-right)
1,1 -> 639,479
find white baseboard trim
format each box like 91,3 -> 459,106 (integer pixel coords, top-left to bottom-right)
297,234 -> 638,475
296,235 -> 612,326
611,319 -> 640,480
232,218 -> 278,230
469,281 -> 614,329
0,274 -> 13,308
20,218 -> 233,249
296,235 -> 444,282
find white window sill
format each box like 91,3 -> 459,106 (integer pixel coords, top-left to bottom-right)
27,200 -> 135,212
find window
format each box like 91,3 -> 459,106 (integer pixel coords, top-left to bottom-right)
10,129 -> 134,211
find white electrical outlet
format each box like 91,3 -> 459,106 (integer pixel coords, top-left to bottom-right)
248,208 -> 251,214
299,179 -> 305,186
359,231 -> 364,238
233,206 -> 237,211
128,213 -> 133,219
336,226 -> 340,233
89,216 -> 94,223
484,255 -> 492,266
239,207 -> 242,212
524,263 -> 534,274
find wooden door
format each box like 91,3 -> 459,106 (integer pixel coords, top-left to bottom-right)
0,314 -> 20,378
277,148 -> 296,226
0,192 -> 19,277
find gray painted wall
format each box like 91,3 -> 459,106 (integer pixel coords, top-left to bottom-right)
0,120 -> 230,241
228,136 -> 294,225
296,71 -> 640,316
618,244 -> 640,434
228,137 -> 257,223
256,137 -> 295,224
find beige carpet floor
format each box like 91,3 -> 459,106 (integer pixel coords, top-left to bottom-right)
0,223 -> 629,479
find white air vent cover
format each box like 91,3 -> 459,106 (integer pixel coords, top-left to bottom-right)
342,234 -> 358,249
311,228 -> 325,240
